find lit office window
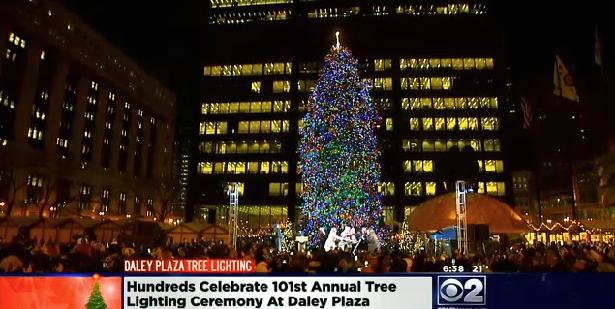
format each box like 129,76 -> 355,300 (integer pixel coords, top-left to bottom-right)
422,118 -> 433,131
385,118 -> 393,131
481,160 -> 504,173
426,182 -> 436,196
374,59 -> 391,71
273,80 -> 290,93
377,182 -> 395,196
405,182 -> 423,196
410,118 -> 420,131
198,162 -> 212,174
372,78 -> 392,90
483,182 -> 506,196
481,117 -> 499,130
251,81 -> 261,93
402,140 -> 420,152
484,139 -> 501,152
269,182 -> 289,196
435,118 -> 446,131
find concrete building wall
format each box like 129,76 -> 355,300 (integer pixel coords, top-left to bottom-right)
0,1 -> 176,221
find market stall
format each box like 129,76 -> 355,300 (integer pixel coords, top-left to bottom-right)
0,217 -> 40,242
55,217 -> 101,243
166,222 -> 200,243
201,224 -> 230,243
29,218 -> 57,243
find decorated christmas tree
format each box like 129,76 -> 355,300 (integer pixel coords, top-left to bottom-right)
299,33 -> 385,246
282,220 -> 295,252
86,279 -> 108,309
399,221 -> 413,251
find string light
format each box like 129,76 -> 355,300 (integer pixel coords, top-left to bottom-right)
282,220 -> 295,252
298,41 -> 388,246
529,221 -> 585,232
399,221 -> 413,251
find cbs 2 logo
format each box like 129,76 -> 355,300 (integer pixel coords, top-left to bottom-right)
438,276 -> 486,305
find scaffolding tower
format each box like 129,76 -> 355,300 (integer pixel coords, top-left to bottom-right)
228,183 -> 239,250
456,180 -> 468,254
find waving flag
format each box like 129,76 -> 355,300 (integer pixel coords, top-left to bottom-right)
553,55 -> 579,102
520,97 -> 532,129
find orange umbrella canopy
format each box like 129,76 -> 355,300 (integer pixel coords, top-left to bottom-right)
407,192 -> 530,234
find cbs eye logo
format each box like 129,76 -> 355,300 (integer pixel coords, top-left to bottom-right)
437,276 -> 486,306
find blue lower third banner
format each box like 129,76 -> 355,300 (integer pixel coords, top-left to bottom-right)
122,274 -> 613,309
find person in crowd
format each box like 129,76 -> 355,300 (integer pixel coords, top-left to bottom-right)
0,233 -> 614,274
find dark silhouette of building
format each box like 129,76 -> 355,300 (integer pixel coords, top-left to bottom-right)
192,0 -> 512,228
0,1 -> 176,220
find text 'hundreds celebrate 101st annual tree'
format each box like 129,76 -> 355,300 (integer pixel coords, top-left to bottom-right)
299,39 -> 385,245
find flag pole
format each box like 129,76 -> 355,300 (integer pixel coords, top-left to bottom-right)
547,56 -> 578,221
556,55 -> 578,220
532,118 -> 542,224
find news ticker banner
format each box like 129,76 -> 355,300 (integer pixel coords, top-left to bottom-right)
1,273 -> 614,309
124,276 -> 432,309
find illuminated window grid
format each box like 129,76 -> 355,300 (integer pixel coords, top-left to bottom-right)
477,182 -> 506,196
209,10 -> 291,25
210,0 -> 293,9
268,182 -> 289,196
400,57 -> 494,70
403,182 -> 436,196
237,205 -> 288,229
478,160 -> 504,173
199,122 -> 228,135
202,101 -> 291,114
378,182 -> 395,196
402,139 -> 484,152
199,140 -> 282,154
307,7 -> 360,19
402,97 -> 498,110
401,77 -> 452,90
204,62 -> 291,76
237,120 -> 290,134
403,160 -> 434,173
204,161 -> 289,174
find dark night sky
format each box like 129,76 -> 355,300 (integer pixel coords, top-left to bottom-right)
58,0 -> 607,126
59,0 -> 207,124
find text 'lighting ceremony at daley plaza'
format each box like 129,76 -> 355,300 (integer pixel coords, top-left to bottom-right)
1,0 -> 615,309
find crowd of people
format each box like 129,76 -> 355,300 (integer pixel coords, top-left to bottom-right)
1,234 -> 614,273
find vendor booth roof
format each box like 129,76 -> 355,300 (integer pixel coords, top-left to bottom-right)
578,219 -> 615,231
0,217 -> 42,227
407,192 -> 530,234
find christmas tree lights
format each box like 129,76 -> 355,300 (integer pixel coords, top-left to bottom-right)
399,221 -> 413,251
299,37 -> 386,246
282,220 -> 295,252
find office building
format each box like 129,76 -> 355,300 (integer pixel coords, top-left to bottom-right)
523,55 -> 601,221
512,170 -> 537,223
171,125 -> 191,218
194,0 -> 512,228
0,1 -> 176,220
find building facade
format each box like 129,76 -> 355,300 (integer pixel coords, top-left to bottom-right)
0,1 -> 176,221
512,170 -> 537,223
193,0 -> 512,229
171,125 -> 191,218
